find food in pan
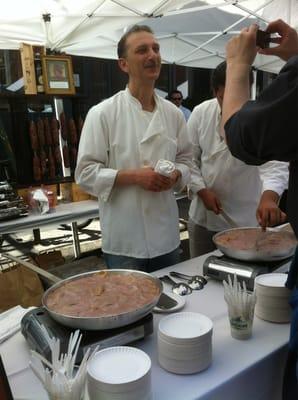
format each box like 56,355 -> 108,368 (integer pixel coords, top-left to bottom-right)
45,272 -> 160,318
215,228 -> 297,252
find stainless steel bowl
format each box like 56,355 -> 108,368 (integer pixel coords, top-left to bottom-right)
42,269 -> 162,330
213,227 -> 297,262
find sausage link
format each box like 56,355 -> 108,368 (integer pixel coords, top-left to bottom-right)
29,121 -> 39,151
68,118 -> 78,145
44,117 -> 52,146
33,153 -> 41,181
63,145 -> 70,168
60,112 -> 68,141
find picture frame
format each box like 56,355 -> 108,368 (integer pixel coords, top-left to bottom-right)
41,55 -> 75,95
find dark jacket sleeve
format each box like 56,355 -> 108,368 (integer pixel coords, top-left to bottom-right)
225,55 -> 298,165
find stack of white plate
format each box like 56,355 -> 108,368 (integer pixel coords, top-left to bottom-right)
87,346 -> 152,400
255,273 -> 291,323
158,312 -> 213,374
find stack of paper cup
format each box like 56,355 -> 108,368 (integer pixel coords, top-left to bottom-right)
87,346 -> 152,400
158,312 -> 213,374
255,273 -> 291,323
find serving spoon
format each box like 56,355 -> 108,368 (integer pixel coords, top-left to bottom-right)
170,271 -> 207,289
159,275 -> 192,296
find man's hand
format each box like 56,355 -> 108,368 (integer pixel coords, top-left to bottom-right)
115,167 -> 181,192
256,190 -> 287,229
226,23 -> 258,67
135,167 -> 173,191
198,188 -> 222,214
258,19 -> 298,61
221,24 -> 259,138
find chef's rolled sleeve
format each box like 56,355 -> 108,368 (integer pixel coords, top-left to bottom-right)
75,105 -> 117,202
173,163 -> 191,192
75,162 -> 117,201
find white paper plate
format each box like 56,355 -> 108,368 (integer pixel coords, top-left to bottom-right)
87,346 -> 151,385
255,273 -> 288,288
158,352 -> 212,374
255,304 -> 291,323
158,335 -> 212,356
153,292 -> 185,313
159,312 -> 213,341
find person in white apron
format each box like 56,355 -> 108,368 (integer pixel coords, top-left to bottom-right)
187,61 -> 288,257
75,25 -> 192,272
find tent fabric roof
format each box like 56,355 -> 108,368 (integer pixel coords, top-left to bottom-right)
0,0 -> 296,73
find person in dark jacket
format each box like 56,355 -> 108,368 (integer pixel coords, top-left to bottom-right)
221,19 -> 298,400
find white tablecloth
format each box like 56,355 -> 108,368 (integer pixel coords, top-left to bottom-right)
0,253 -> 290,400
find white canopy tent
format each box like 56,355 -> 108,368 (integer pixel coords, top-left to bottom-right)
0,0 -> 297,73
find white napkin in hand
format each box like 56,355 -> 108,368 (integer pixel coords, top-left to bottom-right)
0,305 -> 35,343
154,159 -> 175,177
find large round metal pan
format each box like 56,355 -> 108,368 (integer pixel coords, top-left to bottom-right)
42,269 -> 162,330
213,227 -> 297,262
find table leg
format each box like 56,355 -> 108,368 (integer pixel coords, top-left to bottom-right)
71,222 -> 81,258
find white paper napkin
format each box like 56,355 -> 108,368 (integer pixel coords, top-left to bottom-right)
0,305 -> 35,343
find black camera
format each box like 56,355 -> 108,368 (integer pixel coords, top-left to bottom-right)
256,29 -> 270,49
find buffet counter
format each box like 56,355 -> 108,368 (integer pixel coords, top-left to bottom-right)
0,252 -> 290,400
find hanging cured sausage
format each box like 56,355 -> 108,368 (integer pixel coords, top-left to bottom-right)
48,147 -> 56,179
29,120 -> 39,151
54,146 -> 62,166
60,112 -> 68,141
63,145 -> 70,168
69,146 -> 77,169
33,152 -> 41,181
40,148 -> 47,178
51,117 -> 60,146
44,117 -> 52,146
76,115 -> 84,140
68,118 -> 78,145
37,118 -> 45,148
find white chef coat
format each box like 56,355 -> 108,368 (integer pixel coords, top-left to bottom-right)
188,98 -> 289,232
75,88 -> 192,258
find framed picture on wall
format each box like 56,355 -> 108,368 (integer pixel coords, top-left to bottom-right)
41,55 -> 75,95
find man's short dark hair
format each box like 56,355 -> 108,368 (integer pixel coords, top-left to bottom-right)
210,60 -> 254,92
168,90 -> 183,100
117,25 -> 154,58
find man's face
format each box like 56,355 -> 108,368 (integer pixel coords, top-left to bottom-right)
118,31 -> 161,83
170,93 -> 183,108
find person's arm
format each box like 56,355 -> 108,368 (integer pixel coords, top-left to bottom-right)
221,24 -> 258,139
75,107 -> 174,201
256,190 -> 287,228
115,168 -> 175,192
256,161 -> 289,228
221,20 -> 298,165
75,106 -> 118,202
187,107 -> 206,197
222,20 -> 298,141
171,111 -> 192,192
187,106 -> 222,214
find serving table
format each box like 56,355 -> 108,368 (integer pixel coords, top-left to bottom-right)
0,252 -> 290,400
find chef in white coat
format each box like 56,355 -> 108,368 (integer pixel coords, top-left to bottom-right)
188,61 -> 289,257
75,25 -> 191,272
